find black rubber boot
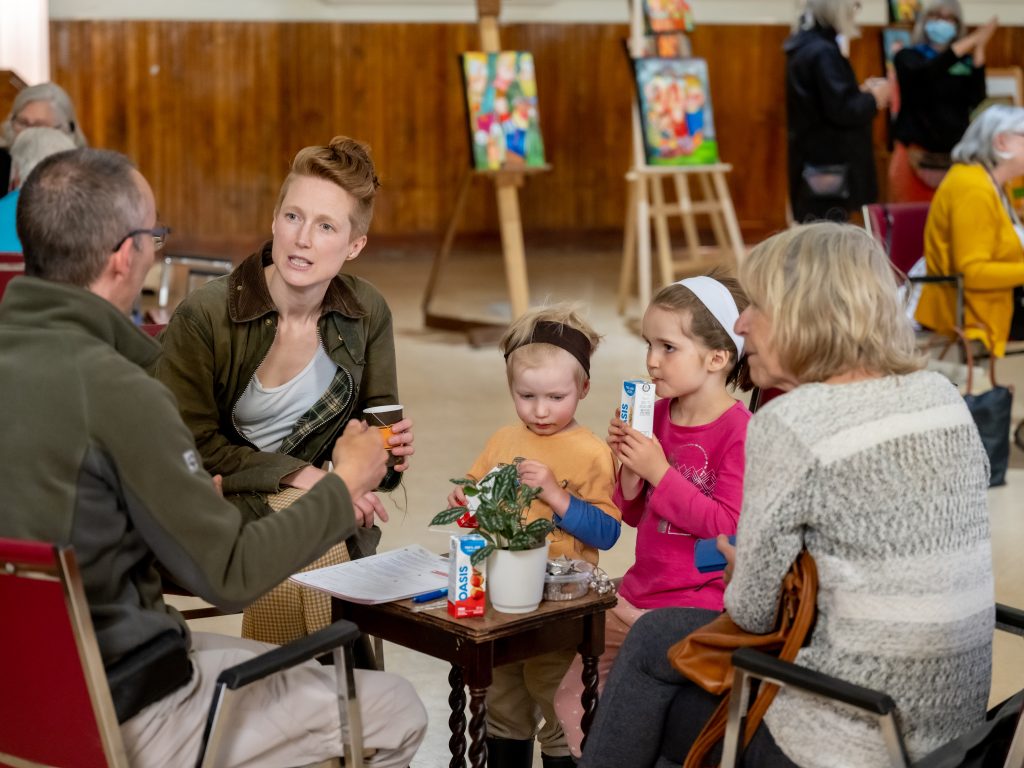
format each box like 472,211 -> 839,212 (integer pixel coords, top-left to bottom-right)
541,754 -> 578,767
486,737 -> 534,768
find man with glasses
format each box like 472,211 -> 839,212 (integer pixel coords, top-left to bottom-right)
0,147 -> 427,766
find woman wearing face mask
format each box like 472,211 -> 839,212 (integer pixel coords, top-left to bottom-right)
916,105 -> 1024,359
889,2 -> 997,202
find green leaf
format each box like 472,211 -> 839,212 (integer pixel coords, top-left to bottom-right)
470,544 -> 495,566
429,507 -> 468,526
450,477 -> 474,486
464,486 -> 479,497
523,518 -> 554,538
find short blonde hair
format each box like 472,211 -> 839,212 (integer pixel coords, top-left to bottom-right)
276,136 -> 380,239
739,223 -> 923,383
500,304 -> 600,392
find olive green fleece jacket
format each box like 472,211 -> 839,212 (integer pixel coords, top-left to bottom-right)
154,244 -> 401,555
0,277 -> 360,710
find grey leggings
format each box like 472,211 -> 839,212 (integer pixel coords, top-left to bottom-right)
579,607 -> 797,768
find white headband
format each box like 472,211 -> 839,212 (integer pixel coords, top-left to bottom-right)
675,276 -> 745,358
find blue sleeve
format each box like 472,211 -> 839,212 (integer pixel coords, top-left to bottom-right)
554,495 -> 621,550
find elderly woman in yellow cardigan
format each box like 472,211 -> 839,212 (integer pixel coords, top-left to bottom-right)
916,105 -> 1024,356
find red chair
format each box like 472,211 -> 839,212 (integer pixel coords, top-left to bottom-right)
0,537 -> 367,767
749,387 -> 784,413
862,202 -> 964,332
0,252 -> 24,302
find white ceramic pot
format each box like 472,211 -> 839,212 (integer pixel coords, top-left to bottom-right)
487,543 -> 550,614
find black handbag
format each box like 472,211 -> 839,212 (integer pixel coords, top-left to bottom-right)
959,330 -> 1013,487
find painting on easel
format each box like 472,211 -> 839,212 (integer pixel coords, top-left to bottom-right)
888,0 -> 921,24
633,57 -> 718,167
461,51 -> 546,171
642,0 -> 694,34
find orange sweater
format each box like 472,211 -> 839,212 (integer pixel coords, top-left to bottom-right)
467,423 -> 618,564
916,163 -> 1024,355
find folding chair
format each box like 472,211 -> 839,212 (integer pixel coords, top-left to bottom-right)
720,603 -> 1024,768
0,251 -> 24,302
863,202 -> 965,340
0,537 -> 367,768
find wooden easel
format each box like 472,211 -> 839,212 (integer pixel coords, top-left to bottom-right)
421,0 -> 549,345
617,1 -> 745,316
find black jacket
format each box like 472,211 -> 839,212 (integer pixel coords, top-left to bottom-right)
893,46 -> 986,153
784,25 -> 879,221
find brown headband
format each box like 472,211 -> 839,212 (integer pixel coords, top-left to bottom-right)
504,321 -> 592,377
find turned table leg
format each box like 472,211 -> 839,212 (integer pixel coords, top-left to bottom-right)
448,665 -> 467,768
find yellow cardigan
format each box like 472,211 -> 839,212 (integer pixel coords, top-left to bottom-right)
916,163 -> 1024,356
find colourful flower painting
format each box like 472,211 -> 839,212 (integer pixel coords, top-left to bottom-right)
461,51 -> 546,171
642,0 -> 695,34
633,57 -> 719,167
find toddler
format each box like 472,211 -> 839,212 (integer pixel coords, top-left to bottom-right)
448,304 -> 620,768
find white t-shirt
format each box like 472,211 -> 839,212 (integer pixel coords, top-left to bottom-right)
235,345 -> 337,452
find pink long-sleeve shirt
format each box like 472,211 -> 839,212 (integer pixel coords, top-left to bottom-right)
617,398 -> 750,610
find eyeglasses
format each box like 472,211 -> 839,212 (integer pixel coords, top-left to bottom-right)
11,115 -> 62,132
112,226 -> 171,253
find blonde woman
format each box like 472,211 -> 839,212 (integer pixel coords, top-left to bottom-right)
581,223 -> 992,768
156,137 -> 414,644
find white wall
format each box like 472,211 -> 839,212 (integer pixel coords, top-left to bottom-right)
1,0 -> 48,83
45,0 -> 1024,25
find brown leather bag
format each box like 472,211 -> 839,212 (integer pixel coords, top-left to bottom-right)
668,551 -> 818,768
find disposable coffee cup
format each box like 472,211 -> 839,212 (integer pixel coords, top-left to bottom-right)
362,405 -> 403,468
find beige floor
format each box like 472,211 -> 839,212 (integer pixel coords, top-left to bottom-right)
167,237 -> 1024,767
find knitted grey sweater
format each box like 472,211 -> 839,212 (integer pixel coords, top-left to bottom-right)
725,370 -> 993,766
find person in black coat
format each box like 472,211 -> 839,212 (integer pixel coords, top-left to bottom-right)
785,0 -> 890,223
889,1 -> 996,202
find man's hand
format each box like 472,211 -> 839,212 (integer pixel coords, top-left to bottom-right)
332,420 -> 388,501
517,459 -> 570,515
212,474 -> 223,497
717,534 -> 737,586
386,417 -> 415,472
353,491 -> 389,527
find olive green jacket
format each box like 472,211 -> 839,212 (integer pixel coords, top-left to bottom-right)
155,243 -> 400,554
0,276 -> 359,719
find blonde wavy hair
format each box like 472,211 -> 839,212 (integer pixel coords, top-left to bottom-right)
500,303 -> 601,392
739,222 -> 923,383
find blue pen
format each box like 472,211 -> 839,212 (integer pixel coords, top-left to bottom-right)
412,588 -> 448,604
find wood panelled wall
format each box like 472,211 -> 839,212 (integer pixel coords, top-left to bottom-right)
50,21 -> 1024,248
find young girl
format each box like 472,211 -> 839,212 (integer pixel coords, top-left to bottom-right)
554,274 -> 752,758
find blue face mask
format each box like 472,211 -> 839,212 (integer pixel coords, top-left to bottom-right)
924,18 -> 958,46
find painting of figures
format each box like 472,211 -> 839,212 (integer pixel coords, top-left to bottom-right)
461,51 -> 546,171
633,57 -> 719,166
642,0 -> 694,34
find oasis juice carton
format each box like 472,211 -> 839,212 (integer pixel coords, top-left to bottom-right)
448,533 -> 487,618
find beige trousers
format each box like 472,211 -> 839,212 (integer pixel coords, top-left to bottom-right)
485,648 -> 576,757
121,632 -> 427,768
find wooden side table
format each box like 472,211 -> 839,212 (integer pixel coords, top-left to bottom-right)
333,590 -> 617,768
